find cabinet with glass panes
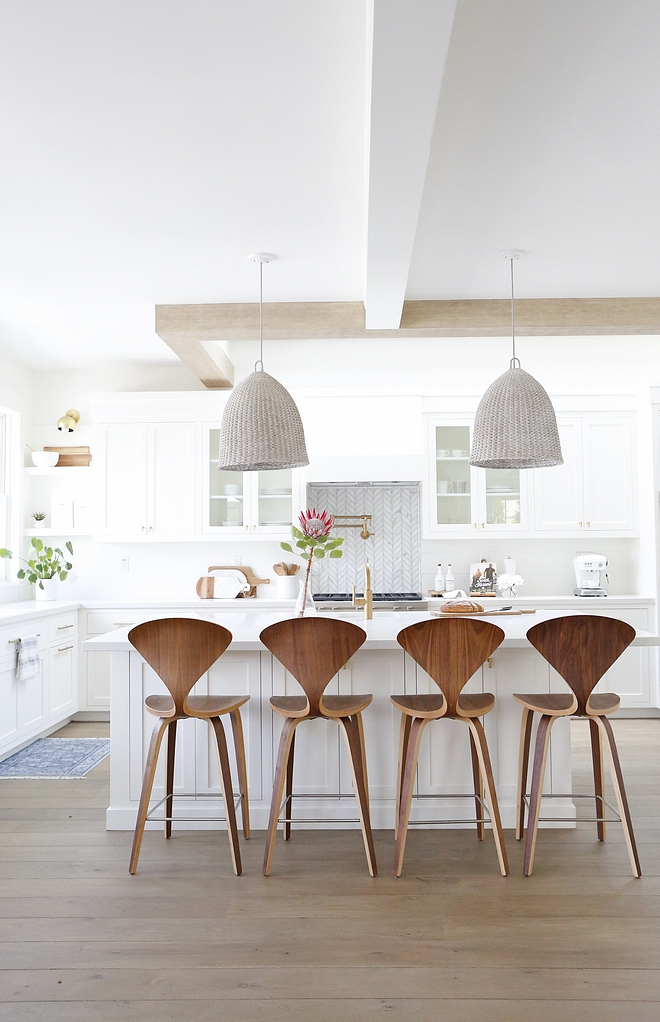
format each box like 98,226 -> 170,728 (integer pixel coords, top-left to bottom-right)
204,426 -> 303,535
428,420 -> 527,534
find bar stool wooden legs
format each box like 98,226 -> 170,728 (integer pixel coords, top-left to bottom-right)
393,617 -> 508,878
127,618 -> 250,876
260,617 -> 377,877
515,615 -> 641,878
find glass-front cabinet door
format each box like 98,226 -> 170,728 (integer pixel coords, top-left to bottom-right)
426,418 -> 528,535
203,424 -> 303,536
207,427 -> 246,533
432,424 -> 477,531
483,468 -> 521,527
256,468 -> 295,533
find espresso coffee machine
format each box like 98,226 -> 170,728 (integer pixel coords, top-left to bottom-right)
573,552 -> 609,597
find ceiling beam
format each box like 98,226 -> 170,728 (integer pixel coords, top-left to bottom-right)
156,322 -> 234,388
364,0 -> 457,329
157,297 -> 660,347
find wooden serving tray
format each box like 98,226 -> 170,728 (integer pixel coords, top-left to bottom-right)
431,608 -> 536,617
44,445 -> 92,466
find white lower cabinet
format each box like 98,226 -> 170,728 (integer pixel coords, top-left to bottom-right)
0,610 -> 78,761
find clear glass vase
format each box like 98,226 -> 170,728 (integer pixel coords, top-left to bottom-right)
294,578 -> 317,617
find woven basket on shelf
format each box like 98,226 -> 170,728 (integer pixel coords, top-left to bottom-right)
470,366 -> 563,469
218,369 -> 309,472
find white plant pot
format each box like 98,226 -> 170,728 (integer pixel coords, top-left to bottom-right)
35,578 -> 58,602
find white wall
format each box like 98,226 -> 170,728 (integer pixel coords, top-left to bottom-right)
0,351 -> 32,603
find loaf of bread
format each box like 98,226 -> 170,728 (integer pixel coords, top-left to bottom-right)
439,599 -> 484,614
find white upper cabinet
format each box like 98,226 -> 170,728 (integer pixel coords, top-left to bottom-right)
533,419 -> 583,531
96,422 -> 148,536
202,423 -> 305,538
582,418 -> 634,531
534,415 -> 635,534
96,421 -> 196,540
425,419 -> 528,536
148,422 -> 196,539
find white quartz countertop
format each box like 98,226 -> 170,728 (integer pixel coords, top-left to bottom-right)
0,600 -> 81,625
83,607 -> 660,653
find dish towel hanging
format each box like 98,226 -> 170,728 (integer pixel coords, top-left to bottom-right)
16,635 -> 40,681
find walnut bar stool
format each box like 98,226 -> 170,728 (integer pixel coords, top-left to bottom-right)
515,614 -> 641,878
128,618 -> 250,876
260,617 -> 377,877
393,617 -> 508,878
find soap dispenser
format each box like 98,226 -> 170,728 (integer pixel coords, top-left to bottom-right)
434,564 -> 444,593
445,564 -> 455,590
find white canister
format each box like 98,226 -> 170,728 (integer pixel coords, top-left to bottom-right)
504,557 -> 516,576
276,576 -> 300,599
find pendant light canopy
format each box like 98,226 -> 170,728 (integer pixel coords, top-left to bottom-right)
218,254 -> 309,472
470,253 -> 563,470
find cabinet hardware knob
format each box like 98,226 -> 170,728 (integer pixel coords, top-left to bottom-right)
148,526 -> 153,532
487,657 -> 493,669
57,624 -> 73,630
141,525 -> 145,532
587,521 -> 590,527
113,622 -> 135,627
579,521 -> 583,527
57,644 -> 74,652
473,523 -> 477,528
481,522 -> 485,528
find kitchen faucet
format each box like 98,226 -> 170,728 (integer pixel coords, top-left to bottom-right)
352,562 -> 373,620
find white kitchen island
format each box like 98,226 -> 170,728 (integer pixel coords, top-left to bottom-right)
84,608 -> 660,833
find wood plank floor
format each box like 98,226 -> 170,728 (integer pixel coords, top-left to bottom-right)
1,718 -> 659,1020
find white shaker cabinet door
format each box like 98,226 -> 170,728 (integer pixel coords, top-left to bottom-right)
97,423 -> 148,536
49,643 -> 76,720
582,418 -> 634,531
533,419 -> 583,531
147,422 -> 196,539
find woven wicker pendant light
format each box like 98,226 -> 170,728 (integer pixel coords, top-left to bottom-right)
218,254 -> 309,472
470,253 -> 563,469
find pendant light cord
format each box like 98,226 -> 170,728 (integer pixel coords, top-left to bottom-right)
256,260 -> 264,372
510,255 -> 520,369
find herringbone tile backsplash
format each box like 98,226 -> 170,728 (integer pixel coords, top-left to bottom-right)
306,483 -> 421,594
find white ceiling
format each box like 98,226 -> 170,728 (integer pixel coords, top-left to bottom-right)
0,0 -> 659,368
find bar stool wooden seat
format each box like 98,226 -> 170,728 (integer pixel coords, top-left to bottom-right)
128,618 -> 250,877
260,616 -> 377,877
515,614 -> 641,878
392,617 -> 508,878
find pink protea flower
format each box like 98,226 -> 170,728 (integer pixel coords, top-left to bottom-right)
299,508 -> 333,538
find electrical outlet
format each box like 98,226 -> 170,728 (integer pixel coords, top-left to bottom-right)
233,555 -> 242,566
120,558 -> 129,573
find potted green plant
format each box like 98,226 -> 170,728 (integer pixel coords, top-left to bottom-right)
31,511 -> 48,533
0,538 -> 74,601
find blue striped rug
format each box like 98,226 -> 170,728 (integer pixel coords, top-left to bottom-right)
0,738 -> 110,778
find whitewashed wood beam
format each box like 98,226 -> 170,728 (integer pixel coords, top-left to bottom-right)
364,0 -> 457,329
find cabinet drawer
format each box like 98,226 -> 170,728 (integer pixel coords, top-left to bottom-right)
0,622 -> 48,653
48,613 -> 78,644
87,611 -> 141,636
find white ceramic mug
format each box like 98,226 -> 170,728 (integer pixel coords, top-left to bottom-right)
451,449 -> 467,457
438,480 -> 449,493
437,449 -> 450,458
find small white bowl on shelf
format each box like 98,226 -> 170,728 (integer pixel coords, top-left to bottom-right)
31,451 -> 59,468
